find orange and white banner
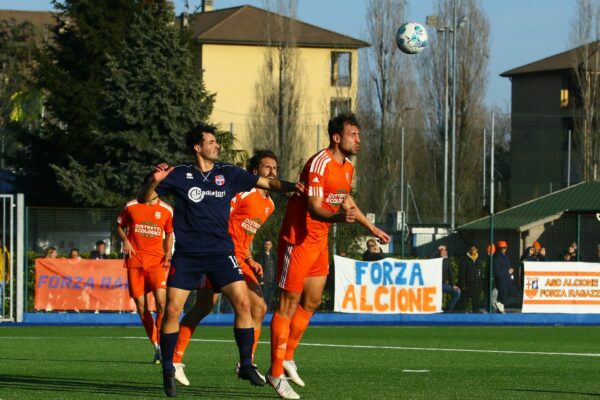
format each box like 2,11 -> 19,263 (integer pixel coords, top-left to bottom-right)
334,255 -> 442,314
34,258 -> 148,311
522,262 -> 600,313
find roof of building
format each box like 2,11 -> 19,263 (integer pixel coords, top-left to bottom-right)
500,41 -> 600,77
458,181 -> 600,230
187,5 -> 369,49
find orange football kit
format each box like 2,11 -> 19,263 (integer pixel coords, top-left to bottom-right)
117,199 -> 174,298
277,149 -> 353,292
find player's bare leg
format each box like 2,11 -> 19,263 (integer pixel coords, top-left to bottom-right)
173,288 -> 217,386
160,287 -> 191,397
221,281 -> 266,386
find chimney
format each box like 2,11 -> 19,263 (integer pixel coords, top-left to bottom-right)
201,0 -> 214,12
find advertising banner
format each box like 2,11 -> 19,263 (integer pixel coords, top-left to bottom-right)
334,255 -> 442,314
522,262 -> 600,313
34,259 -> 147,311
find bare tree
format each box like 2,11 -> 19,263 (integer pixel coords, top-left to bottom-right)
420,0 -> 490,223
356,0 -> 433,221
570,0 -> 600,181
250,0 -> 307,179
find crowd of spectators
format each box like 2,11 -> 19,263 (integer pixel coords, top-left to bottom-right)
43,240 -> 109,260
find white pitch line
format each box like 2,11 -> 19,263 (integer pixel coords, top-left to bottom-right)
4,336 -> 600,358
402,370 -> 430,373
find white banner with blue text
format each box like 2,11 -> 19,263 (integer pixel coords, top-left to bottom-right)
334,255 -> 443,314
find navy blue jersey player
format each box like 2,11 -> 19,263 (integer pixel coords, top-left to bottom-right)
138,123 -> 298,397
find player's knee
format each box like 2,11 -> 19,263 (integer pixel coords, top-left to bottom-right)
252,300 -> 267,320
304,297 -> 322,312
232,296 -> 251,314
165,302 -> 183,319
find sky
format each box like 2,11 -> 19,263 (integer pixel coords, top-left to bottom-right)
4,0 -> 578,108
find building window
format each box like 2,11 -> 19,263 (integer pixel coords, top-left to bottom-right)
331,52 -> 351,87
330,97 -> 351,117
560,88 -> 569,108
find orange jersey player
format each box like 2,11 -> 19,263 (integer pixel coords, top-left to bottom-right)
267,113 -> 390,400
171,150 -> 279,386
117,195 -> 174,364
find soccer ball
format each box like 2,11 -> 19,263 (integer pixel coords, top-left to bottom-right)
396,22 -> 428,54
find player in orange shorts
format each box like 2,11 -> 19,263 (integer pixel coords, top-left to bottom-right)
117,194 -> 174,364
267,113 -> 390,399
171,149 -> 280,385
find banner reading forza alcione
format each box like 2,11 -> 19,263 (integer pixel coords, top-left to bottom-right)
334,255 -> 443,314
522,262 -> 600,313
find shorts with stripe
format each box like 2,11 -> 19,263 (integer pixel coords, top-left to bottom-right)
127,266 -> 168,298
276,237 -> 329,293
168,252 -> 244,291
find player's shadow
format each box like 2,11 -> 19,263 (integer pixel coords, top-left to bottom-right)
501,388 -> 600,397
0,374 -> 274,398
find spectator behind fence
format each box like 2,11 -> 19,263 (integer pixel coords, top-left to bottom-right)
436,245 -> 461,312
44,246 -> 58,258
494,240 -> 522,308
521,241 -> 546,262
68,248 -> 81,260
255,239 -> 276,308
363,238 -> 385,261
564,241 -> 580,261
458,245 -> 485,313
90,240 -> 108,259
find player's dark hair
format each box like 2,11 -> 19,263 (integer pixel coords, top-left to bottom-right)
328,112 -> 360,140
246,149 -> 278,173
185,123 -> 217,154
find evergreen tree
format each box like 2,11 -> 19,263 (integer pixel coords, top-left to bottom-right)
29,0 -> 217,206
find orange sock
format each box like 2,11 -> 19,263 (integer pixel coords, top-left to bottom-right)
270,312 -> 291,377
285,305 -> 312,361
155,311 -> 163,345
251,328 -> 261,361
141,310 -> 156,345
173,323 -> 196,364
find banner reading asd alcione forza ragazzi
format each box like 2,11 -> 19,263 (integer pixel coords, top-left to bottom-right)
333,255 -> 443,314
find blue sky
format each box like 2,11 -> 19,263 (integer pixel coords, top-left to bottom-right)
5,0 -> 577,108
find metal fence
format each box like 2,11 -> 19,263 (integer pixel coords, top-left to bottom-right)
24,206 -> 600,314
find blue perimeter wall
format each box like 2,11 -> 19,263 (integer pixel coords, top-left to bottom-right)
7,312 -> 600,326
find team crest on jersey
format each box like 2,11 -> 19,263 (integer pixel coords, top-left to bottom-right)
215,175 -> 225,186
155,211 -> 161,219
186,172 -> 193,180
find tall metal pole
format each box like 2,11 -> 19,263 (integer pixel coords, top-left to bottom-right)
482,128 -> 486,208
450,0 -> 458,230
490,112 -> 495,214
567,129 -> 572,187
488,111 -> 495,313
443,28 -> 449,224
400,126 -> 405,212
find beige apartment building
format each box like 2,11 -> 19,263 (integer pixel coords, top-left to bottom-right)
186,4 -> 368,172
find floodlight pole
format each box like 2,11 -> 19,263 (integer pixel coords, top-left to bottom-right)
450,0 -> 457,231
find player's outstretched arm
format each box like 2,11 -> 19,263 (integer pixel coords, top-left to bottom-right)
342,195 -> 391,244
255,177 -> 299,193
138,163 -> 174,203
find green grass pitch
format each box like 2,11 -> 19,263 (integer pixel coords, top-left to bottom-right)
0,325 -> 599,399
